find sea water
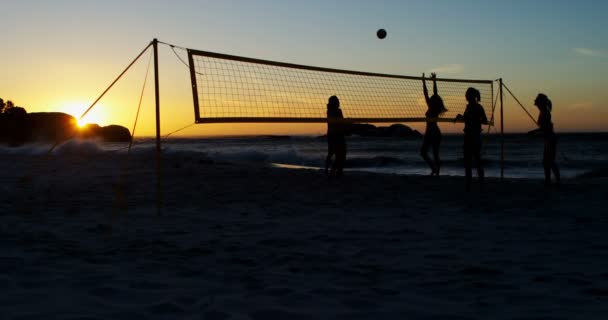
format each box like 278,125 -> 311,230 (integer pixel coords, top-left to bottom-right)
139,133 -> 607,179
3,133 -> 607,179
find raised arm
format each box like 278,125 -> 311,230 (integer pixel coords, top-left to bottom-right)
422,73 -> 430,106
431,72 -> 438,96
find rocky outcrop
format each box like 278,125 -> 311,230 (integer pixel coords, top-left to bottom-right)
99,125 -> 132,142
27,112 -> 79,142
349,123 -> 421,138
78,123 -> 131,142
0,112 -> 131,146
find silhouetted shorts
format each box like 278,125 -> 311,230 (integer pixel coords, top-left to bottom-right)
463,135 -> 482,158
422,126 -> 442,151
543,134 -> 557,165
328,134 -> 346,154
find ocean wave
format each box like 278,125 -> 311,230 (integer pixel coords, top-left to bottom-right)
0,144 -> 53,155
2,136 -> 605,180
346,156 -> 407,168
0,140 -> 107,156
199,148 -> 320,166
53,140 -> 104,155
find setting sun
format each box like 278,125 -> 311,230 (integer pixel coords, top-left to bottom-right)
73,117 -> 84,128
60,101 -> 109,128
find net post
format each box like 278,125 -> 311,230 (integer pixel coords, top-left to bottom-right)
499,78 -> 505,181
153,38 -> 162,215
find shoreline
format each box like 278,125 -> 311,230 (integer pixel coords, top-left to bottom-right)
5,131 -> 599,142
3,133 -> 601,182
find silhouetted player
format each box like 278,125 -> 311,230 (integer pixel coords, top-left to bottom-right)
456,87 -> 488,190
421,72 -> 448,176
528,93 -> 560,186
325,95 -> 346,177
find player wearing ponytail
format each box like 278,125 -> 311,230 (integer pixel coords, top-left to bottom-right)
421,72 -> 447,176
455,87 -> 488,190
528,93 -> 560,186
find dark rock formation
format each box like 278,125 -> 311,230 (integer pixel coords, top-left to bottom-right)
99,125 -> 131,142
77,123 -> 131,142
0,107 -> 29,146
349,123 -> 421,138
0,112 -> 131,146
27,112 -> 79,142
78,123 -> 102,139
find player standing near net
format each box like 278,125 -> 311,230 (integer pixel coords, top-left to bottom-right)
325,95 -> 346,178
421,72 -> 447,176
455,87 -> 488,190
528,93 -> 560,186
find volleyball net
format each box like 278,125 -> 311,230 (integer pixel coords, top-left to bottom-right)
187,49 -> 494,124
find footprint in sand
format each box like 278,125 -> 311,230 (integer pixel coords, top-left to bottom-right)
147,302 -> 184,316
89,286 -> 119,298
584,287 -> 608,296
203,310 -> 232,320
265,287 -> 293,297
340,298 -> 380,310
459,265 -> 504,277
250,309 -> 312,320
130,281 -> 170,290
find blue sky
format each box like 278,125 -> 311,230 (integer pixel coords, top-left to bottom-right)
1,0 -> 607,134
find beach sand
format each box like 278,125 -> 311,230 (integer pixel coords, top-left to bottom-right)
1,151 -> 607,319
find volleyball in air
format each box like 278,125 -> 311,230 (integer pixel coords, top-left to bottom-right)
377,29 -> 387,39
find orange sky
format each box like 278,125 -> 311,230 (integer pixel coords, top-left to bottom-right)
2,1 -> 606,136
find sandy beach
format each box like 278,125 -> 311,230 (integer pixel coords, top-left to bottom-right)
1,150 -> 607,319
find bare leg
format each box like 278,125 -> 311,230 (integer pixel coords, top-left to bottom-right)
325,152 -> 333,176
476,153 -> 485,183
543,140 -> 552,185
553,163 -> 561,185
333,146 -> 346,178
420,139 -> 434,175
546,138 -> 560,185
326,140 -> 335,176
432,138 -> 441,176
543,163 -> 551,185
464,144 -> 472,190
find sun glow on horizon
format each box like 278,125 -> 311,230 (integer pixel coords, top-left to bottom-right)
75,118 -> 95,129
61,101 -> 109,128
75,118 -> 85,128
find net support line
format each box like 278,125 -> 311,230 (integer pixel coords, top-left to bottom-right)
37,41 -> 154,157
115,48 -> 154,219
80,42 -> 153,121
502,82 -> 537,125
